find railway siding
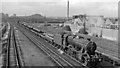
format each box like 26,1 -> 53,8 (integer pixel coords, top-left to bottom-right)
14,26 -> 58,66
33,24 -> 118,60
19,23 -> 87,67
9,22 -> 120,67
24,23 -> 120,66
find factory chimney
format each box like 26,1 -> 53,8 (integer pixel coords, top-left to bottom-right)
67,0 -> 69,21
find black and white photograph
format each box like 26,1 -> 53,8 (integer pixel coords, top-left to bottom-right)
0,0 -> 119,68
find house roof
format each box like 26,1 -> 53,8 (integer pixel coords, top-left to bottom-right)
86,16 -> 105,25
109,18 -> 116,24
115,21 -> 118,25
105,18 -> 113,24
96,16 -> 105,26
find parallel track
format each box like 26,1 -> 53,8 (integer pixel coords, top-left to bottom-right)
5,26 -> 22,68
5,25 -> 11,67
18,24 -> 76,67
29,24 -> 120,66
12,27 -> 21,68
21,24 -> 89,67
15,22 -> 86,67
32,30 -> 87,66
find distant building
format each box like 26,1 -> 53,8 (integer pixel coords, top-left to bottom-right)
64,15 -> 105,35
104,18 -> 118,29
104,18 -> 113,29
86,16 -> 104,37
95,16 -> 105,27
13,14 -> 16,17
110,21 -> 119,30
0,13 -> 9,22
64,14 -> 118,41
6,14 -> 9,17
64,15 -> 85,34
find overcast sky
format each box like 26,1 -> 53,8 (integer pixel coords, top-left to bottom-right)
0,0 -> 119,17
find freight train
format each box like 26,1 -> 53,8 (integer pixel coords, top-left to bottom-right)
19,22 -> 120,68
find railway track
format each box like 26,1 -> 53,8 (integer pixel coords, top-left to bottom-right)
14,23 -> 86,67
18,22 -> 120,67
4,26 -> 23,68
31,29 -> 88,66
31,25 -> 120,67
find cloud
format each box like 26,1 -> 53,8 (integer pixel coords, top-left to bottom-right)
1,0 -> 118,17
69,2 -> 118,17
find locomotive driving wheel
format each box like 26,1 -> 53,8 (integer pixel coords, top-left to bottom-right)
81,54 -> 89,66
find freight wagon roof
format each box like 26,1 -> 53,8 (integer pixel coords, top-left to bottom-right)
25,23 -> 72,35
36,25 -> 72,35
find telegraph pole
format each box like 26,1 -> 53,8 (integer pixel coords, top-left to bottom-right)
67,0 -> 69,21
83,14 -> 86,33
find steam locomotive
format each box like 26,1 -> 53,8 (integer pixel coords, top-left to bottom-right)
20,22 -> 120,68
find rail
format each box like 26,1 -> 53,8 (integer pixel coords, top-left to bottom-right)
16,22 -> 85,68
